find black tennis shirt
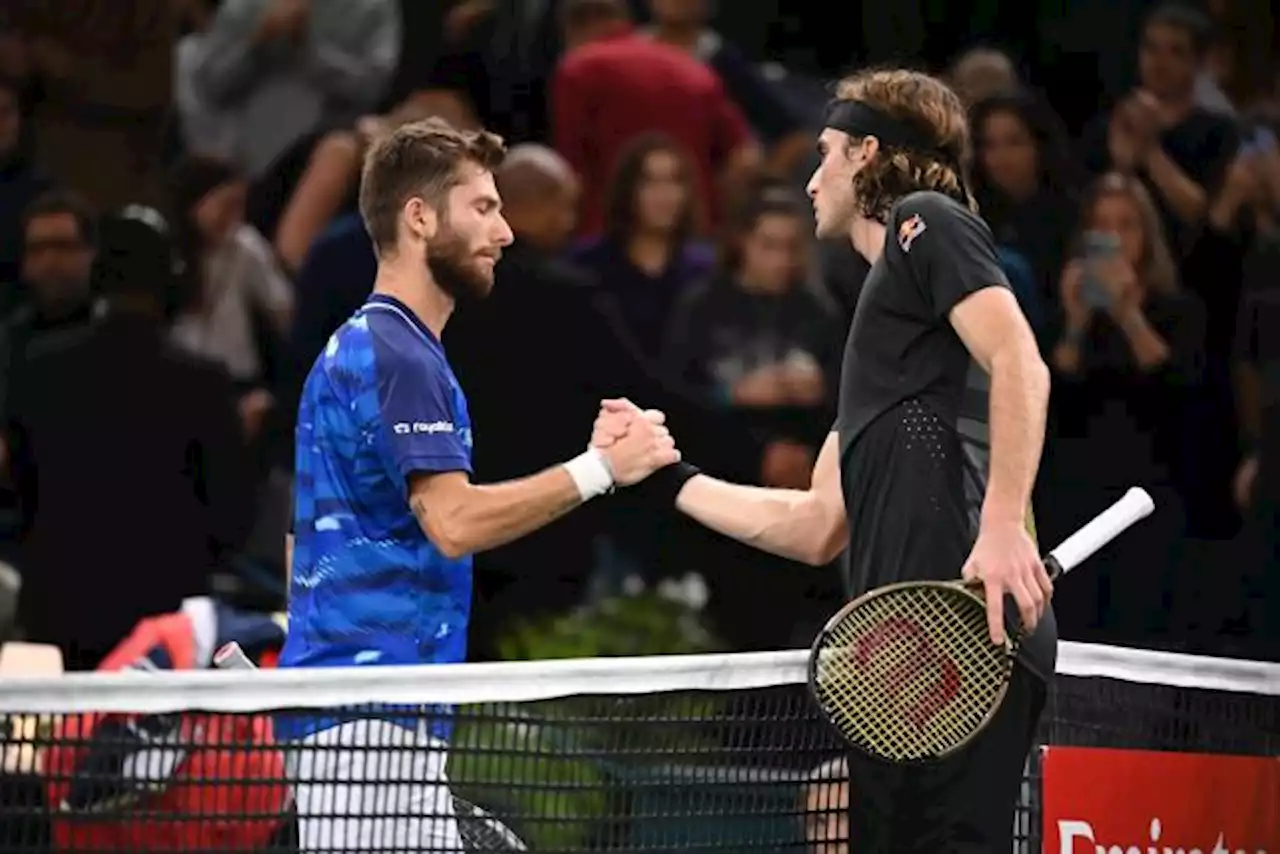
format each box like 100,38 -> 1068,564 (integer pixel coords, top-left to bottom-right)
835,191 -> 1057,680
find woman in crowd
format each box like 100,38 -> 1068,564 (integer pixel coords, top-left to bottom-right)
168,156 -> 294,444
970,90 -> 1080,331
1040,172 -> 1205,647
662,181 -> 842,651
569,134 -> 715,365
663,180 -> 837,446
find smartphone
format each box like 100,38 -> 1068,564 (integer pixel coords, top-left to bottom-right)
1081,231 -> 1120,309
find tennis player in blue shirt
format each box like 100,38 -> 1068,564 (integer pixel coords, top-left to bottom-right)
279,118 -> 680,852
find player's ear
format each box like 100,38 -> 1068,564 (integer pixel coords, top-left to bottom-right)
850,135 -> 880,166
403,196 -> 439,243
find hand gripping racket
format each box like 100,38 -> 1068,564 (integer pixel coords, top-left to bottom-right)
808,486 -> 1155,764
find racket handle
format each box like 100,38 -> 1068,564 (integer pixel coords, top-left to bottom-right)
213,641 -> 258,671
1044,487 -> 1155,580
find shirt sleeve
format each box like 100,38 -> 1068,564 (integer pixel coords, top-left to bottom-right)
892,193 -> 1010,321
367,314 -> 471,479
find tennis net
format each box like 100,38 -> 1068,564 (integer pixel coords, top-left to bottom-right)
0,642 -> 1274,853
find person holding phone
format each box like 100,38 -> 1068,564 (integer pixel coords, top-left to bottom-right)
1045,172 -> 1205,644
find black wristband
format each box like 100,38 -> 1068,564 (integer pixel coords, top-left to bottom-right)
632,460 -> 701,508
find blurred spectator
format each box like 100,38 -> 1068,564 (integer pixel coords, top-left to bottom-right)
0,75 -> 49,305
176,0 -> 399,243
1229,108 -> 1280,653
174,0 -> 400,183
271,91 -> 474,275
643,0 -> 809,174
423,0 -> 564,145
660,180 -> 842,650
663,181 -> 838,473
0,0 -> 181,209
1082,3 -> 1240,252
801,756 -> 848,854
284,211 -> 375,417
970,90 -> 1080,336
4,207 -> 253,670
947,47 -> 1019,108
1041,173 -> 1205,645
552,0 -> 758,234
167,156 -> 293,440
8,190 -> 100,335
0,190 -> 101,549
569,134 -> 716,364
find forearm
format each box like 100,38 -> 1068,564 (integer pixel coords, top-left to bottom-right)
1050,324 -> 1086,375
675,475 -> 843,565
1143,148 -> 1207,224
983,347 -> 1050,526
1116,309 -> 1171,370
412,465 -> 586,559
1208,187 -> 1249,233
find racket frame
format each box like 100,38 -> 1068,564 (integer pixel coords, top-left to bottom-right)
806,578 -> 1015,765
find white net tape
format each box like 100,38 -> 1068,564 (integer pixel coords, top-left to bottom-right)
0,642 -> 1275,714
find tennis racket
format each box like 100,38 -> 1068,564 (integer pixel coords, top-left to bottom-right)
213,643 -> 530,850
453,795 -> 529,850
808,486 -> 1155,764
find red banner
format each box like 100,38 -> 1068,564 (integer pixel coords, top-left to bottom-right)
1042,746 -> 1280,854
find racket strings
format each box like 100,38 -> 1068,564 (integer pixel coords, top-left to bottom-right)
453,796 -> 528,850
813,586 -> 1011,761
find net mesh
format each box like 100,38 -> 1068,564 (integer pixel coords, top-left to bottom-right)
0,643 -> 1274,854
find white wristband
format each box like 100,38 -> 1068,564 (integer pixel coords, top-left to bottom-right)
564,448 -> 615,501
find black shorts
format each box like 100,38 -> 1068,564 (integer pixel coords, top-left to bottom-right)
844,664 -> 1047,853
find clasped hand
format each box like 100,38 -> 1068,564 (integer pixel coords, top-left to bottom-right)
590,398 -> 679,486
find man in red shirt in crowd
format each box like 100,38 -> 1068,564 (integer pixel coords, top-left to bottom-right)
552,0 -> 759,234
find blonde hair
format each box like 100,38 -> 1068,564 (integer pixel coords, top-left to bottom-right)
1075,173 -> 1179,296
833,69 -> 977,222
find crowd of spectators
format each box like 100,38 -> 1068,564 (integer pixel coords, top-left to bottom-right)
0,0 -> 1276,671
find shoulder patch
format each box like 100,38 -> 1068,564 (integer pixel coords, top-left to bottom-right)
898,213 -> 927,252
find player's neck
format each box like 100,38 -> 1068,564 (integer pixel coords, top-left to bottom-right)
373,259 -> 455,339
849,217 -> 887,264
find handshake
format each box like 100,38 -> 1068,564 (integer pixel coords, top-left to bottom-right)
588,398 -> 683,487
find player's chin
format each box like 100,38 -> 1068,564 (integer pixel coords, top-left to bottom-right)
469,272 -> 496,298
812,213 -> 842,240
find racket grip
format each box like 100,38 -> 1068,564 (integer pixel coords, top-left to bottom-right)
1045,487 -> 1155,579
213,641 -> 258,671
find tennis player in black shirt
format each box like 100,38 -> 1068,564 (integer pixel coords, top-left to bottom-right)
593,68 -> 1056,852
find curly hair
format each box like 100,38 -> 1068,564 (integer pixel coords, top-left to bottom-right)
834,69 -> 977,223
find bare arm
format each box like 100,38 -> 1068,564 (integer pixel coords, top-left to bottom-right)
274,131 -> 362,274
674,432 -> 847,566
1114,308 -> 1172,370
410,417 -> 677,559
285,533 -> 294,587
949,287 -> 1050,526
409,468 -> 584,559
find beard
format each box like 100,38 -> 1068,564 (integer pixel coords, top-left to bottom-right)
426,224 -> 495,302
